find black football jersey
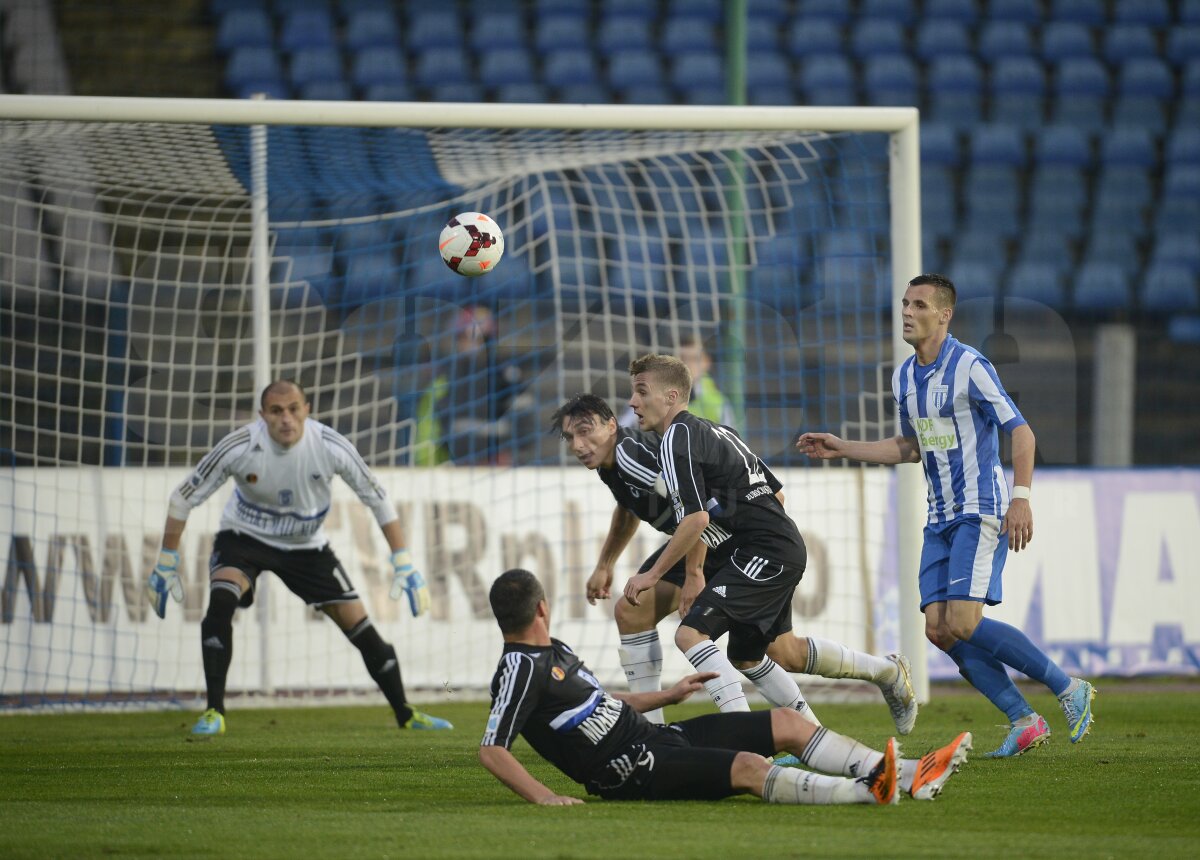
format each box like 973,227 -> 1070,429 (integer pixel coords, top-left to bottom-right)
658,411 -> 801,563
481,638 -> 657,785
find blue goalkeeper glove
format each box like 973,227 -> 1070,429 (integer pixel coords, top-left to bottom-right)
389,549 -> 429,617
146,549 -> 184,619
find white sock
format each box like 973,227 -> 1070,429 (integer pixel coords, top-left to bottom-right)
682,640 -> 750,712
1057,678 -> 1081,699
805,637 -> 897,686
899,757 -> 919,794
797,726 -> 884,780
763,765 -> 867,805
619,631 -> 665,724
741,656 -> 821,725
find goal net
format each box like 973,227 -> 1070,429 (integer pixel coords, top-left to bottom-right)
0,99 -> 922,710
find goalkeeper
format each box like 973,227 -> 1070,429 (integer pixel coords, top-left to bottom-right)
147,379 -> 451,736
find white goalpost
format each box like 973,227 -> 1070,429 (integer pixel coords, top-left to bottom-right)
0,95 -> 926,710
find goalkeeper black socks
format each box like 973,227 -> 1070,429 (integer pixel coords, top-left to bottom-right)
200,586 -> 239,714
346,619 -> 412,726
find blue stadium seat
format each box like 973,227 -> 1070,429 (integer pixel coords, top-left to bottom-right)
921,123 -> 961,166
795,0 -> 852,25
603,0 -> 660,18
212,0 -> 264,14
1041,22 -> 1095,61
1027,186 -> 1087,240
1167,26 -> 1200,65
623,85 -> 673,105
560,83 -> 613,103
1035,124 -> 1091,167
665,0 -> 724,21
225,46 -> 285,94
663,18 -> 719,54
864,55 -> 917,106
216,9 -> 273,52
1101,127 -> 1157,167
533,0 -> 586,17
1072,262 -> 1132,311
1050,58 -> 1110,133
1119,57 -> 1174,98
977,22 -> 1035,61
860,0 -> 916,23
429,82 -> 485,102
1141,265 -> 1200,313
747,0 -> 791,23
1167,128 -> 1200,165
362,82 -> 413,101
743,18 -> 780,51
338,0 -> 393,14
1006,262 -> 1068,309
1154,198 -> 1200,240
1015,230 -> 1076,275
1104,25 -> 1159,63
953,229 -> 1011,270
849,19 -> 907,58
1081,231 -> 1141,278
279,9 -> 336,52
495,83 -> 550,103
408,12 -> 462,50
1113,0 -> 1171,26
1049,0 -> 1106,24
534,16 -> 589,54
1151,234 -> 1200,274
989,57 -> 1047,128
470,13 -> 527,53
341,250 -> 400,308
1185,0 -> 1200,24
414,48 -> 471,87
1167,314 -> 1200,343
746,53 -> 792,90
970,124 -> 1028,167
914,20 -> 973,60
300,79 -> 351,100
927,55 -> 984,129
787,19 -> 844,57
947,262 -> 1002,303
597,17 -> 652,55
290,47 -> 342,87
988,0 -> 1043,23
799,55 -> 855,105
924,0 -> 979,23
670,52 -> 723,92
343,9 -> 399,51
351,46 -> 406,89
608,50 -> 663,91
479,48 -> 536,87
543,51 -> 600,88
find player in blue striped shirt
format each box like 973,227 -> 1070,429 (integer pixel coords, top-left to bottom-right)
798,274 -> 1096,757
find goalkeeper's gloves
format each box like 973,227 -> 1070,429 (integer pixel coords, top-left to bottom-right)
146,548 -> 185,619
389,549 -> 430,617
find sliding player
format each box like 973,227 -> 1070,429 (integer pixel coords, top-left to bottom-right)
146,379 -> 451,735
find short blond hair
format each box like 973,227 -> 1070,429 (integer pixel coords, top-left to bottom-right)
629,353 -> 692,401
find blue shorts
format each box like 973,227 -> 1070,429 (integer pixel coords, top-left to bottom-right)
918,515 -> 1005,610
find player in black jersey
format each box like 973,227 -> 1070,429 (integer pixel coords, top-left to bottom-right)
480,569 -> 972,805
622,355 -> 920,737
553,393 -> 819,725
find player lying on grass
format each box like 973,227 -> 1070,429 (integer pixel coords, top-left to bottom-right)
479,568 -> 971,806
146,379 -> 451,735
554,392 -> 917,735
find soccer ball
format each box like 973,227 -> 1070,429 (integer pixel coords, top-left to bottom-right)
438,212 -> 504,277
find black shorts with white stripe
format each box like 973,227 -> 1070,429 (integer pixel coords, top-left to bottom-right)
209,530 -> 357,607
637,542 -> 722,588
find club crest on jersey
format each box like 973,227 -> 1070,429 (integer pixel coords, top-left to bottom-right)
932,384 -> 949,411
551,666 -> 566,681
246,473 -> 257,484
279,489 -> 293,506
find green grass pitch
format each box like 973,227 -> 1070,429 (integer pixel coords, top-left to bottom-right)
2,682 -> 1197,859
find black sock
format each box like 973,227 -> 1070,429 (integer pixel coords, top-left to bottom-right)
200,585 -> 239,715
347,619 -> 412,726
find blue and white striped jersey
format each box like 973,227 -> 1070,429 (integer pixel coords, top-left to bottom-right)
893,335 -> 1028,523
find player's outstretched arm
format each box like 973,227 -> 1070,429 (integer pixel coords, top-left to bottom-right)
796,432 -> 921,465
478,745 -> 584,805
614,671 -> 719,713
146,515 -> 187,619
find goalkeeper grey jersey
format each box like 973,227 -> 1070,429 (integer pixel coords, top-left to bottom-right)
167,418 -> 397,550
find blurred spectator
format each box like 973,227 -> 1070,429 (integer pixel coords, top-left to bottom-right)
413,306 -> 524,465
